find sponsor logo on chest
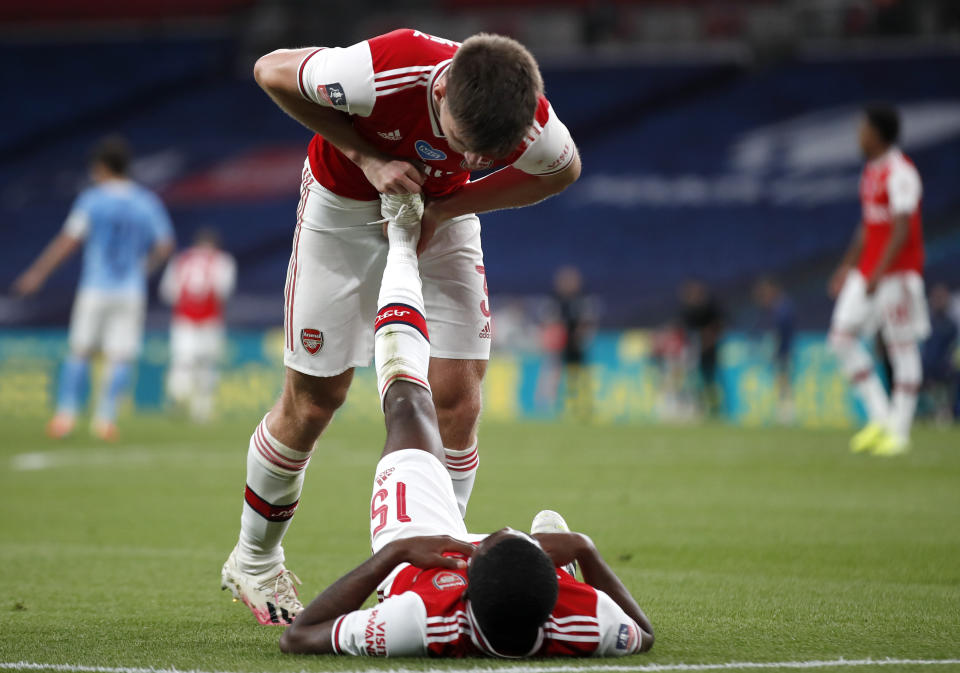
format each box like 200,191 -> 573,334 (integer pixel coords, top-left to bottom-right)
415,139 -> 447,161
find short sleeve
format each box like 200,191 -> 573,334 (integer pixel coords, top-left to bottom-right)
215,253 -> 237,299
887,162 -> 922,215
62,193 -> 92,239
511,104 -> 576,176
297,42 -> 376,117
593,590 -> 645,657
331,591 -> 427,657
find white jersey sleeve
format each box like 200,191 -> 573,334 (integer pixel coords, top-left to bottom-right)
296,43 -> 376,117
331,591 -> 428,656
887,159 -> 922,215
511,104 -> 576,176
593,590 -> 645,657
214,252 -> 237,300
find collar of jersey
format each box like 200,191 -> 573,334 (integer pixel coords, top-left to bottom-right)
426,59 -> 453,138
867,146 -> 902,167
465,601 -> 545,659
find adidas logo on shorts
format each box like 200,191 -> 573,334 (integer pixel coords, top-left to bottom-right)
478,322 -> 491,339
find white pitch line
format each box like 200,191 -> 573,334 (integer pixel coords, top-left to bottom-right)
2,658 -> 960,673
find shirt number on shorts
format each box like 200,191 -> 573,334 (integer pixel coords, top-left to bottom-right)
372,481 -> 412,535
476,265 -> 491,318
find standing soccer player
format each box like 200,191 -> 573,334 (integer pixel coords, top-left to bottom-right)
828,104 -> 930,456
14,137 -> 175,440
220,29 -> 580,625
159,228 -> 236,423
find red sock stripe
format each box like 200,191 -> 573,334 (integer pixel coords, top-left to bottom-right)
331,615 -> 345,654
375,303 -> 429,341
254,423 -> 310,472
446,448 -> 480,472
894,383 -> 921,394
380,373 -> 431,398
850,369 -> 874,384
244,485 -> 299,522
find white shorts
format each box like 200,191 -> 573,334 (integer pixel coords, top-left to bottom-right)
369,449 -> 468,554
283,162 -> 492,378
68,289 -> 145,360
831,270 -> 931,343
169,319 -> 224,365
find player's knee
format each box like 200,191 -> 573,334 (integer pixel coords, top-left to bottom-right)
281,371 -> 352,433
278,625 -> 300,653
434,384 -> 482,429
827,330 -> 851,357
384,384 -> 436,424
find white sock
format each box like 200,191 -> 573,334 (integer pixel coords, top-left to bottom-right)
375,232 -> 431,404
888,340 -> 922,442
829,330 -> 890,424
445,443 -> 479,517
237,415 -> 313,576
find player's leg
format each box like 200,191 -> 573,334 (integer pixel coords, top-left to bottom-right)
874,273 -> 931,455
369,194 -> 467,567
49,291 -> 101,437
91,295 -> 145,440
828,270 -> 889,451
224,165 -> 385,624
187,324 -> 223,422
419,215 -> 490,516
166,320 -> 194,409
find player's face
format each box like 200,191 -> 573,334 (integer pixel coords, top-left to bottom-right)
435,86 -> 493,170
858,118 -> 879,159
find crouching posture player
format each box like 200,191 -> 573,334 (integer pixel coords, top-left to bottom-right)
278,196 -> 653,658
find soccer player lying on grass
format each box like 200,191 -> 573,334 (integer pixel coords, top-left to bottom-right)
278,194 -> 653,658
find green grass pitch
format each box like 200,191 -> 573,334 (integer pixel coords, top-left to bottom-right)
1,413 -> 958,672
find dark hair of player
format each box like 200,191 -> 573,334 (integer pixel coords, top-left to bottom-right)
445,33 -> 544,158
91,135 -> 132,176
863,103 -> 900,145
467,536 -> 559,654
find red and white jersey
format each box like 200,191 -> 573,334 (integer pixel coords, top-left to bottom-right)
330,562 -> 645,658
858,148 -> 924,278
297,29 -> 576,201
159,246 -> 236,323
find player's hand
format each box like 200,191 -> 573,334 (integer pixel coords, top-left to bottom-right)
532,532 -> 595,567
390,535 -> 475,570
827,266 -> 848,299
362,157 -> 425,195
417,199 -> 451,256
12,269 -> 44,297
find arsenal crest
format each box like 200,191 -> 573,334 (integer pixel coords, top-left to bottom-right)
432,571 -> 467,591
300,328 -> 324,355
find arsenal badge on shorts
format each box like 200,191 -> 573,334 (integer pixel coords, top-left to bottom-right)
300,328 -> 324,355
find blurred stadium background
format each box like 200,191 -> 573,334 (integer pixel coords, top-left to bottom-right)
1,0 -> 959,428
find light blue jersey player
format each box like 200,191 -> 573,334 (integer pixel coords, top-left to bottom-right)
14,137 -> 175,439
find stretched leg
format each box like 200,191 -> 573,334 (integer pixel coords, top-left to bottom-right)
48,353 -> 90,438
886,339 -> 921,445
829,329 -> 890,424
92,359 -> 133,439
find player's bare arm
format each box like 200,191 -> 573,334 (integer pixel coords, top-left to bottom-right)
12,232 -> 83,296
418,154 -> 581,254
146,237 -> 176,275
535,531 -> 655,651
828,224 -> 865,298
864,213 -> 910,293
254,49 -> 425,194
279,535 -> 474,654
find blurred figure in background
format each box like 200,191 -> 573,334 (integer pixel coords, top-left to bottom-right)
551,266 -> 595,420
160,228 -> 237,423
12,136 -> 174,440
753,276 -> 796,423
679,279 -> 724,417
920,283 -> 958,424
827,103 -> 929,456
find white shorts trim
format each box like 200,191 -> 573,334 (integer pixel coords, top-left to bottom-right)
283,160 -> 492,378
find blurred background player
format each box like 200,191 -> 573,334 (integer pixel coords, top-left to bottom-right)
160,228 -> 237,423
920,283 -> 958,424
275,193 -> 653,658
753,276 -> 796,423
827,104 -> 930,456
12,136 -> 174,440
679,279 -> 725,418
222,29 -> 579,625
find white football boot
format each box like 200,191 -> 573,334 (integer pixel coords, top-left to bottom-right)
221,546 -> 302,625
531,509 -> 578,578
379,192 -> 424,242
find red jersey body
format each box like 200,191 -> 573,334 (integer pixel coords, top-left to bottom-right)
296,29 -> 575,201
858,148 -> 924,278
331,560 -> 644,658
159,246 -> 236,323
